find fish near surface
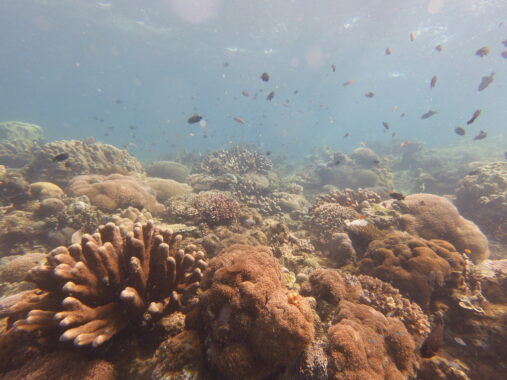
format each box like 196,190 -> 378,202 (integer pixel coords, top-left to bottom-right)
473,130 -> 487,140
466,109 -> 481,125
478,73 -> 495,91
475,46 -> 489,57
430,75 -> 438,88
187,114 -> 202,124
421,110 -> 437,119
454,127 -> 466,136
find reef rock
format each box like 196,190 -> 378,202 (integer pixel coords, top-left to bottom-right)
455,162 -> 507,242
0,121 -> 44,168
145,177 -> 193,203
24,140 -> 144,186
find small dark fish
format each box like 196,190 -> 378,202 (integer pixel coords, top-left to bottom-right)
241,90 -> 249,97
388,190 -> 405,200
372,159 -> 380,164
187,114 -> 202,124
454,127 -> 466,136
343,80 -> 354,86
364,91 -> 375,98
382,121 -> 390,130
502,51 -> 507,59
266,151 -> 271,156
385,47 -> 392,55
475,46 -> 489,57
331,63 -> 336,72
466,109 -> 481,125
260,72 -> 270,82
421,110 -> 438,119
115,99 -> 123,104
400,113 -> 406,117
435,44 -> 444,52
430,75 -> 438,88
420,313 -> 444,358
478,73 -> 495,91
343,133 -> 349,138
52,153 -> 69,162
473,130 -> 487,140
266,91 -> 275,101
293,90 -> 299,94
223,62 -> 229,67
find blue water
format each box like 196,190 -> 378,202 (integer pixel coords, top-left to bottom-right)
0,0 -> 506,162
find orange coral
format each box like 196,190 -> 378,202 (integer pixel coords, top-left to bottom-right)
193,244 -> 314,379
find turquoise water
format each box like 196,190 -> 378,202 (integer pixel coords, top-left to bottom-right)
0,0 -> 506,160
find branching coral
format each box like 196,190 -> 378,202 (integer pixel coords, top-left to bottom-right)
200,145 -> 272,175
0,221 -> 207,347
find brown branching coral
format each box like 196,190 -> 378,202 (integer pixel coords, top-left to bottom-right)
0,221 -> 207,347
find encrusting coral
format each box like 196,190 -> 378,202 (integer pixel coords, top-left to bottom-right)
189,244 -> 314,379
0,221 -> 207,348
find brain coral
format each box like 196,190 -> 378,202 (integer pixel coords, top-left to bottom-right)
0,221 -> 207,347
455,162 -> 507,241
191,244 -> 314,379
395,193 -> 489,262
358,232 -> 466,312
327,300 -> 417,380
67,174 -> 164,215
24,140 -> 144,186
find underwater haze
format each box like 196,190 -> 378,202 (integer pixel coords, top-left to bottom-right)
2,1 -> 507,379
1,0 -> 506,160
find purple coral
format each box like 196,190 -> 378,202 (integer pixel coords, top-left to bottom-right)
194,192 -> 240,224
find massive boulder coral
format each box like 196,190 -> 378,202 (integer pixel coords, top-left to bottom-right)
67,174 -> 164,215
393,193 -> 489,262
357,232 -> 474,312
24,140 -> 144,186
0,121 -> 44,167
190,244 -> 314,379
455,162 -> 507,241
0,221 -> 207,348
300,268 -> 428,379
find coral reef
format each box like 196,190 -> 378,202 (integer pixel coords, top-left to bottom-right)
24,140 -> 144,186
300,147 -> 393,191
455,162 -> 507,241
200,145 -> 272,175
393,193 -> 489,263
145,177 -> 192,203
0,121 -> 44,168
0,221 -> 207,348
67,174 -> 164,215
165,191 -> 240,226
357,232 -> 480,313
145,160 -> 190,182
190,244 -> 314,379
300,268 -> 428,379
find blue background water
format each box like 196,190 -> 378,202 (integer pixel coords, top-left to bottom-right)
0,0 -> 506,162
